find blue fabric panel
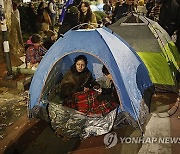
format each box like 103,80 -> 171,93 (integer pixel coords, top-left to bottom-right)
97,28 -> 152,119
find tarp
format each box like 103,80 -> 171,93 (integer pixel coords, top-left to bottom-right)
28,27 -> 153,134
108,13 -> 180,90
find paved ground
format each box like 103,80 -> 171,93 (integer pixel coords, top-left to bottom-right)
0,86 -> 179,154
1,60 -> 180,154
0,87 -> 28,140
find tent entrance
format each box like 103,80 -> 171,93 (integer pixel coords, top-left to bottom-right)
41,52 -> 108,102
37,53 -> 122,138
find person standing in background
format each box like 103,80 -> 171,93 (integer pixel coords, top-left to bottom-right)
37,2 -> 52,34
12,1 -> 20,23
112,0 -> 128,23
146,0 -> 155,18
26,2 -> 37,33
159,0 -> 180,53
159,0 -> 180,36
103,1 -> 112,15
12,1 -> 23,46
149,0 -> 161,21
48,0 -> 57,31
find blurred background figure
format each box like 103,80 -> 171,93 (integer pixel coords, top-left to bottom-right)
12,1 -> 20,23
149,0 -> 161,21
48,0 -> 57,31
43,30 -> 57,50
159,0 -> 180,36
58,4 -> 79,35
112,0 -> 128,23
158,0 -> 180,53
146,0 -> 155,18
36,2 -> 52,36
136,0 -> 147,16
103,0 -> 112,15
12,1 -> 23,46
25,34 -> 47,70
37,2 -> 46,32
26,2 -> 37,33
78,1 -> 98,29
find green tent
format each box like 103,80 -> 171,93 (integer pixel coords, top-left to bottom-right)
108,13 -> 180,92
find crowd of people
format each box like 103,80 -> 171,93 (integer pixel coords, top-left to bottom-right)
111,0 -> 180,51
12,0 -> 179,70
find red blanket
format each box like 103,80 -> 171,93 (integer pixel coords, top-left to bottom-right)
63,90 -> 118,116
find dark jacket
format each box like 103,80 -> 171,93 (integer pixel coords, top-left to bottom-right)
113,2 -> 128,22
159,0 -> 180,36
146,0 -> 155,17
43,39 -> 54,50
58,5 -> 79,35
59,64 -> 99,99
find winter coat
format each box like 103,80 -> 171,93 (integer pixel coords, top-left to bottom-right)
79,12 -> 98,29
159,0 -> 180,36
59,64 -> 99,99
43,39 -> 54,50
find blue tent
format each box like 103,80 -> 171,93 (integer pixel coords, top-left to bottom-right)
28,27 -> 153,134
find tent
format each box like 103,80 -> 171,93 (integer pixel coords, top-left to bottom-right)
108,13 -> 180,92
28,27 -> 153,138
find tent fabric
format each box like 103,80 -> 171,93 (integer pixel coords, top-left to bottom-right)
137,52 -> 175,85
28,27 -> 152,132
108,13 -> 180,88
165,42 -> 180,71
109,24 -> 162,53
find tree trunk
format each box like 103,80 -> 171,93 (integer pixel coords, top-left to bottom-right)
0,0 -> 24,66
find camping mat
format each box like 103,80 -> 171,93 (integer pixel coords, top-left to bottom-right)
48,102 -> 117,138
